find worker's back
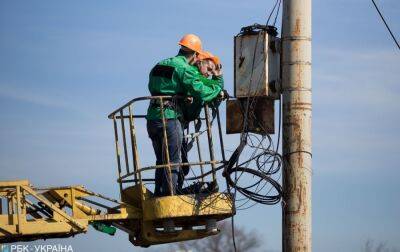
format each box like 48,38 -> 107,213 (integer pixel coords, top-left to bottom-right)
148,54 -> 189,96
146,54 -> 189,120
146,53 -> 222,121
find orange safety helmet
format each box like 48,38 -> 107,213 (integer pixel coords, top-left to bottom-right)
198,51 -> 221,65
178,34 -> 203,54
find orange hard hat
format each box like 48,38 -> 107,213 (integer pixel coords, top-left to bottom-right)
198,51 -> 220,65
178,34 -> 203,54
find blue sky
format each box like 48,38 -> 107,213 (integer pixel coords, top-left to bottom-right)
1,1 -> 399,251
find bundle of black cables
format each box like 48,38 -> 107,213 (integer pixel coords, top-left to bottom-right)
223,134 -> 283,206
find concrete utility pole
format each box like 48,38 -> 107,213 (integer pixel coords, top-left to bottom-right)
281,0 -> 312,251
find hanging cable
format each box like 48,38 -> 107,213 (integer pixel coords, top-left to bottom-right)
273,0 -> 282,27
267,0 -> 281,26
371,0 -> 400,50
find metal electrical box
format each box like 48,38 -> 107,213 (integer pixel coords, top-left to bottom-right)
226,97 -> 274,135
234,26 -> 281,99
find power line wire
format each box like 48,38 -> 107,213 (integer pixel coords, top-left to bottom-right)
267,0 -> 280,25
273,0 -> 282,27
371,0 -> 400,50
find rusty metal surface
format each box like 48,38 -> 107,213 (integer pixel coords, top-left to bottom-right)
194,119 -> 205,182
204,104 -> 217,182
112,117 -> 124,193
281,0 -> 312,251
226,97 -> 275,134
128,105 -> 140,182
120,110 -> 130,174
234,31 -> 281,99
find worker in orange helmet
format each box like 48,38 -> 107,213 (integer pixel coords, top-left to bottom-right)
181,50 -> 226,122
146,34 -> 226,198
197,51 -> 223,78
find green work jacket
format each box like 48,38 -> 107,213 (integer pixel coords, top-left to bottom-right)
182,65 -> 224,122
146,53 -> 223,120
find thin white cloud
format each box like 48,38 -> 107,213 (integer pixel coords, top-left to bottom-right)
313,47 -> 400,173
0,83 -> 77,111
315,47 -> 400,107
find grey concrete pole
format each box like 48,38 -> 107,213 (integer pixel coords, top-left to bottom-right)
281,0 -> 312,251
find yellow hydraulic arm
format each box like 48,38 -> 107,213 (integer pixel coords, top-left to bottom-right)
0,180 -> 233,247
0,180 -> 140,243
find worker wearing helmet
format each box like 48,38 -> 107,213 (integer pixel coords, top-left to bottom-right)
197,51 -> 223,78
179,51 -> 227,193
181,51 -> 224,123
146,34 -> 224,197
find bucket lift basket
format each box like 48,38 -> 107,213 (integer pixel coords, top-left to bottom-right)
107,95 -> 235,246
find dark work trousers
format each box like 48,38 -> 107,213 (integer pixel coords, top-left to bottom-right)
147,119 -> 183,196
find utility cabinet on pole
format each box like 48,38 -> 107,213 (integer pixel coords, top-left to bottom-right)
227,25 -> 280,135
233,28 -> 281,99
281,0 -> 312,251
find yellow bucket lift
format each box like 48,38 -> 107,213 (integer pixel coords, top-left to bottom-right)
0,96 -> 234,247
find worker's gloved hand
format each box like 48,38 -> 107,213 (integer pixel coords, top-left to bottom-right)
213,64 -> 223,77
218,89 -> 229,100
185,96 -> 194,104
